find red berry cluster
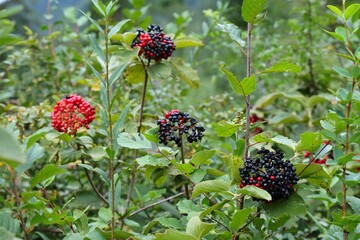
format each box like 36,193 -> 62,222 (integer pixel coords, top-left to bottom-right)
131,24 -> 176,61
239,148 -> 299,201
51,94 -> 95,135
157,109 -> 205,147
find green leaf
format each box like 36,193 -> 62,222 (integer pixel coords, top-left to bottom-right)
271,135 -> 296,151
113,101 -> 133,153
337,153 -> 354,165
221,154 -> 243,184
144,127 -> 159,143
135,155 -> 169,167
334,66 -> 352,78
192,180 -> 230,198
199,200 -> 230,219
91,0 -> 105,16
88,62 -> 105,85
176,162 -> 195,174
239,185 -> 272,201
261,62 -> 301,74
186,216 -> 215,240
344,4 -> 360,20
148,62 -> 172,81
0,127 -> 26,167
189,169 -> 207,183
177,199 -> 202,214
79,10 -> 104,35
0,5 -> 24,19
89,34 -> 106,62
174,36 -> 204,48
24,127 -> 51,150
323,29 -> 345,42
212,120 -> 240,137
170,57 -> 199,88
295,164 -> 331,189
0,210 -> 20,234
117,133 -> 152,149
124,62 -> 145,84
261,192 -> 305,218
17,143 -> 45,172
296,132 -> 323,152
110,32 -> 137,47
241,0 -> 267,23
108,19 -> 130,38
78,164 -> 110,186
190,150 -> 215,166
215,22 -> 245,47
155,229 -> 197,240
158,217 -> 184,230
230,208 -> 252,231
347,196 -> 360,214
352,66 -> 360,79
30,164 -> 66,188
109,63 -> 128,87
327,5 -> 343,19
220,65 -> 256,96
87,146 -> 107,161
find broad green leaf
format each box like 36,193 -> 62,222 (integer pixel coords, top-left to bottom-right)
108,19 -> 130,38
347,196 -> 360,214
215,22 -> 245,47
0,127 -> 26,167
212,120 -> 240,137
261,192 -> 305,217
296,132 -> 323,152
143,127 -> 159,143
271,135 -> 296,151
170,57 -> 199,88
24,127 -> 51,150
327,5 -> 343,19
124,62 -> 145,84
323,29 -> 345,42
337,153 -> 354,165
158,217 -> 184,230
268,214 -> 291,231
261,62 -> 301,74
220,65 -> 256,96
241,0 -> 267,23
268,111 -> 303,125
199,200 -> 230,219
155,229 -> 196,240
113,101 -> 133,153
295,164 -> 331,189
344,4 -> 360,20
239,185 -> 272,201
221,154 -> 243,184
176,162 -> 195,174
110,32 -> 137,47
87,146 -> 107,161
109,63 -> 128,87
17,143 -> 45,172
94,227 -> 133,239
177,199 -> 202,214
190,150 -> 215,166
79,10 -> 104,35
174,36 -> 204,48
30,164 -> 66,188
78,163 -> 110,186
192,180 -> 230,198
230,208 -> 252,231
117,133 -> 152,149
352,66 -> 360,79
135,155 -> 169,167
335,27 -> 347,42
189,169 -> 207,183
333,66 -> 351,78
89,34 -> 106,62
76,136 -> 93,149
0,210 -> 20,235
0,5 -> 24,19
149,62 -> 172,81
186,216 -> 215,240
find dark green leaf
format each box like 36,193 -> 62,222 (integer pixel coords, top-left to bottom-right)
220,65 -> 256,96
89,34 -> 106,62
30,164 -> 66,188
261,62 -> 301,74
109,63 -> 128,87
241,0 -> 267,23
190,150 -> 215,166
192,180 -> 230,198
261,192 -> 306,217
295,164 -> 331,189
239,185 -> 272,201
230,208 -> 252,231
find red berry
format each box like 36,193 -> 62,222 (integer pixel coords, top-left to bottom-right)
270,176 -> 275,180
304,151 -> 311,158
257,177 -> 262,182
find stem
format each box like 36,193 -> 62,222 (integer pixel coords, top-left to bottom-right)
180,142 -> 190,199
306,0 -> 316,92
244,23 -> 253,160
9,167 -> 28,240
343,79 -> 356,239
128,192 -> 185,217
104,18 -> 115,240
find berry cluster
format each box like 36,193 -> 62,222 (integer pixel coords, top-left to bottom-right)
51,94 -> 95,135
239,148 -> 299,201
157,109 -> 205,147
131,24 -> 176,61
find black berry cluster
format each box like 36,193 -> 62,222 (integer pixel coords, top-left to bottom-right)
239,148 -> 299,201
131,24 -> 176,62
157,109 -> 205,147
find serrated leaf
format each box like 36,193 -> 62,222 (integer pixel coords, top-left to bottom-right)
215,22 -> 245,47
135,155 -> 169,167
190,150 -> 215,166
148,62 -> 172,81
0,127 -> 26,167
174,36 -> 204,48
261,62 -> 301,74
108,19 -> 130,38
124,62 -> 145,84
230,208 -> 252,231
241,0 -> 267,23
327,5 -> 343,19
344,4 -> 360,20
186,216 -> 215,239
296,132 -> 323,152
239,185 -> 272,201
295,164 -> 331,189
170,57 -> 199,88
89,34 -> 106,62
109,63 -> 128,87
220,65 -> 256,96
30,164 -> 66,188
212,120 -> 240,137
261,192 -> 305,217
192,180 -> 230,198
117,133 -> 152,149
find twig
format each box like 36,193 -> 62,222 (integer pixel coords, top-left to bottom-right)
128,192 -> 185,217
210,217 -> 233,233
